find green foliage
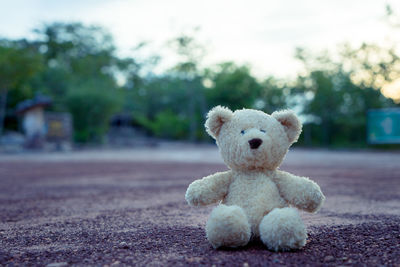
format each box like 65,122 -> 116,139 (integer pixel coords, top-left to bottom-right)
294,48 -> 396,146
0,41 -> 44,133
33,23 -> 125,142
205,62 -> 262,110
37,22 -> 115,62
259,77 -> 289,113
65,82 -> 122,143
168,32 -> 205,78
1,21 -> 399,148
129,75 -> 205,140
33,23 -> 120,107
0,43 -> 43,89
136,110 -> 189,139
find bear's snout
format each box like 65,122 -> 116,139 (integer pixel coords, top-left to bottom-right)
248,138 -> 262,149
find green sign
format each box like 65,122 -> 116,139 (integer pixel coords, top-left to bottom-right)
368,108 -> 400,144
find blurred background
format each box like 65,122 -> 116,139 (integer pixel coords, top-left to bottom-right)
1,0 -> 400,151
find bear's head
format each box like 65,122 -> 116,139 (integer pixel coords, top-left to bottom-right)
205,106 -> 302,171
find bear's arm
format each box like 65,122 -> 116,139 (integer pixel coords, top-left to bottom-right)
185,171 -> 233,207
273,170 -> 325,213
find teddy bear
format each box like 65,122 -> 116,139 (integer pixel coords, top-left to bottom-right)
185,106 -> 325,251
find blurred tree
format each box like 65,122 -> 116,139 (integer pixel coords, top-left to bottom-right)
259,77 -> 289,113
338,43 -> 400,103
119,42 -> 160,113
294,48 -> 394,146
120,32 -> 208,140
31,23 -> 126,141
204,62 -> 262,110
0,41 -> 43,134
136,109 -> 189,139
2,18 -> 398,147
65,79 -> 122,143
385,4 -> 400,28
32,23 -> 119,109
132,75 -> 201,140
35,22 -> 115,63
168,32 -> 207,141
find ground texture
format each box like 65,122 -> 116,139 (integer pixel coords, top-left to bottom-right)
0,148 -> 400,266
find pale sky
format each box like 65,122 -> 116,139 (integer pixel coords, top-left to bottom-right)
1,0 -> 399,79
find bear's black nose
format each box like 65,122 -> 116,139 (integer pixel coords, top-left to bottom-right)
248,138 -> 262,149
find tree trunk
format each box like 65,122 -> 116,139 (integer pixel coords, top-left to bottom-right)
303,123 -> 312,146
187,79 -> 196,142
322,119 -> 331,146
0,89 -> 8,136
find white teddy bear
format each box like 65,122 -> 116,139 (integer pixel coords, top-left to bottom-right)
185,106 -> 325,251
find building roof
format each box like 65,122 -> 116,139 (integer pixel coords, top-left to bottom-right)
16,95 -> 52,114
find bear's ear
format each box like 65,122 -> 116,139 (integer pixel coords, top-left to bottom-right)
205,106 -> 233,139
272,110 -> 302,144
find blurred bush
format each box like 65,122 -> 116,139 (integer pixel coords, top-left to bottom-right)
136,111 -> 189,139
65,82 -> 122,143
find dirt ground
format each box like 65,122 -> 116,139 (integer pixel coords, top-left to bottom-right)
0,147 -> 399,266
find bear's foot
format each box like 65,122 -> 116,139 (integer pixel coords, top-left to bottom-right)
259,207 -> 307,251
206,204 -> 251,249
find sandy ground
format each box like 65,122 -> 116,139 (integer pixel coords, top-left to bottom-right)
0,147 -> 399,266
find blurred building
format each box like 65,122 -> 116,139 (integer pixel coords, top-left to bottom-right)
107,113 -> 157,147
16,95 -> 52,148
15,95 -> 72,150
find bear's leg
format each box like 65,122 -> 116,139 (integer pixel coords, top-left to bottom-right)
259,207 -> 307,251
206,204 -> 251,249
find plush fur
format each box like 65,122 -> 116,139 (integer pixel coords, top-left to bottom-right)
185,106 -> 325,251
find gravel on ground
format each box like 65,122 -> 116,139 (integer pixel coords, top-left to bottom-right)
0,148 -> 399,266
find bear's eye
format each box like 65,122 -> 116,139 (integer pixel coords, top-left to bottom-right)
240,130 -> 245,135
260,129 -> 266,133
